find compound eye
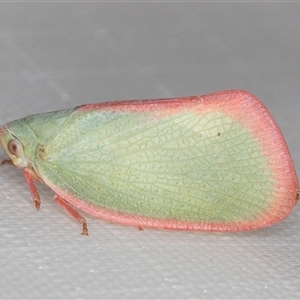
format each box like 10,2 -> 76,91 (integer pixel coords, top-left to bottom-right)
7,139 -> 22,156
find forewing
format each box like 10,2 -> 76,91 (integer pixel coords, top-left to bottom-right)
34,103 -> 277,224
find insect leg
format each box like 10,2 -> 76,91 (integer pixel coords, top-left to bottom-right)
23,168 -> 43,209
1,159 -> 13,165
54,194 -> 89,236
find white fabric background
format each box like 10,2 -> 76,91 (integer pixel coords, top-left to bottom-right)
0,2 -> 300,299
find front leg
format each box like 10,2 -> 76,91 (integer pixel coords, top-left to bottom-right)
1,159 -> 13,165
23,168 -> 44,210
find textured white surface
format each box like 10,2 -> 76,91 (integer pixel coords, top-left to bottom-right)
1,3 -> 300,299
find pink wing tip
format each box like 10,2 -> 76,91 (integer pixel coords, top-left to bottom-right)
0,125 -> 5,147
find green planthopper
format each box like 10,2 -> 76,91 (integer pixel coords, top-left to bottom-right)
0,90 -> 298,235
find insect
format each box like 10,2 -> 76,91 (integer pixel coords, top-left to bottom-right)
0,90 -> 298,235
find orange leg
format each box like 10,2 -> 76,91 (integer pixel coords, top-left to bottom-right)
3,163 -> 88,235
2,162 -> 42,209
1,159 -> 13,165
54,194 -> 89,236
23,168 -> 44,210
